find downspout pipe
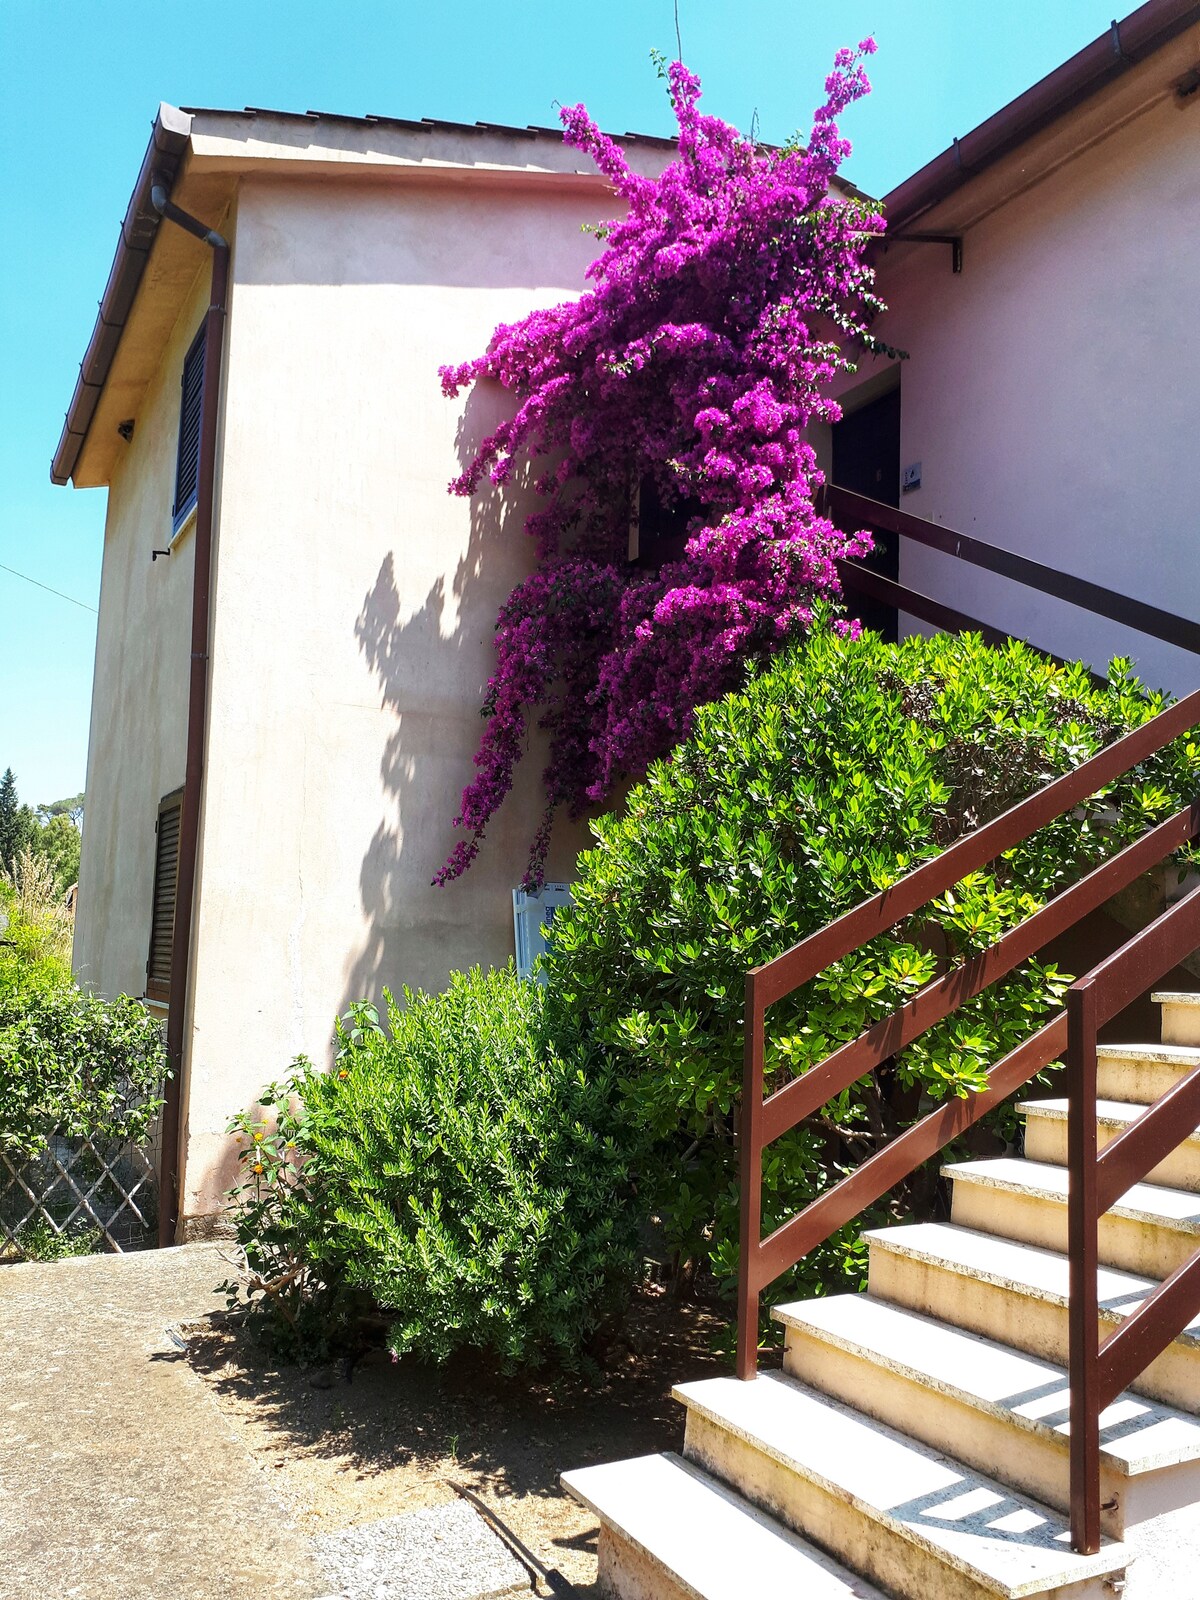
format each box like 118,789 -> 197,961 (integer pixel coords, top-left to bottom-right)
150,176 -> 229,1246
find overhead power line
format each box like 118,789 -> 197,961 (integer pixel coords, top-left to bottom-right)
0,561 -> 97,614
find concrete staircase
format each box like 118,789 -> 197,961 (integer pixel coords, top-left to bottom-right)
563,992 -> 1200,1599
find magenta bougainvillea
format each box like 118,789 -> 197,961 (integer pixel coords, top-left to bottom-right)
437,44 -> 887,888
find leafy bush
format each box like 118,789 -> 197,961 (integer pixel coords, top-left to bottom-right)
0,985 -> 166,1159
9,1218 -> 101,1262
549,623 -> 1200,1303
226,966 -> 642,1369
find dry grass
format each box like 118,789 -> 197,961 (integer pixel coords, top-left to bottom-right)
1,845 -> 74,976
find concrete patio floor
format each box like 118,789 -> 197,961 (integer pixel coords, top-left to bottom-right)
0,1243 -> 328,1599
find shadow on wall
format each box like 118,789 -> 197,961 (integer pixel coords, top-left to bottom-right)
338,382 -> 571,1020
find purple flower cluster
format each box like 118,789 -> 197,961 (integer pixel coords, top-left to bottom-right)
436,46 -> 885,888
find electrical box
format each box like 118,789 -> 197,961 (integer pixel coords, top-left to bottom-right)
512,882 -> 573,982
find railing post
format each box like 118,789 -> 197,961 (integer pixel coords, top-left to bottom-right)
737,975 -> 764,1379
1068,978 -> 1101,1554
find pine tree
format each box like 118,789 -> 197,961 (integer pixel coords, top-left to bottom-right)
0,768 -> 31,875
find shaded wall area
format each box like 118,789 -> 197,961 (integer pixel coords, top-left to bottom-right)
180,175 -> 604,1221
834,91 -> 1200,697
73,267 -> 213,1003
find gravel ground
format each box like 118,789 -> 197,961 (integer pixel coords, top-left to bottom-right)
312,1501 -> 529,1600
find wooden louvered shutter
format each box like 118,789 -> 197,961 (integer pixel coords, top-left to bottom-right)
146,790 -> 183,1004
172,326 -> 206,533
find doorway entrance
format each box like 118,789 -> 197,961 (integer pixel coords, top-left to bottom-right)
831,384 -> 901,641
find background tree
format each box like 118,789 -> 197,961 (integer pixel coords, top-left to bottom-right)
36,793 -> 84,831
30,813 -> 81,895
0,770 -> 32,877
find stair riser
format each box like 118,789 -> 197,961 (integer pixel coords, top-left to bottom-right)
1161,1000 -> 1200,1048
1023,1114 -> 1200,1194
868,1243 -> 1200,1414
950,1179 -> 1198,1280
683,1411 -> 1115,1600
598,1527 -> 693,1600
1098,1056 -> 1197,1105
781,1323 -> 1129,1537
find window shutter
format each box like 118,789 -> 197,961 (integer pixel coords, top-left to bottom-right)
146,790 -> 183,1004
172,326 -> 206,532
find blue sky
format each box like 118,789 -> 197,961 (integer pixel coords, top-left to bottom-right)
0,0 -> 1115,807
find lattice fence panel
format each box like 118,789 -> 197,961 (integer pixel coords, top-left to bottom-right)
0,1112 -> 160,1260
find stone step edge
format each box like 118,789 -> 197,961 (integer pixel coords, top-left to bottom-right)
864,1222 -> 1200,1349
561,1450 -> 891,1600
772,1292 -> 1200,1477
672,1371 -> 1127,1597
1097,1041 -> 1200,1064
943,1156 -> 1200,1234
1018,1097 -> 1200,1139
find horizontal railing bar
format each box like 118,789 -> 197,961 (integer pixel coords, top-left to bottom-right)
827,485 -> 1200,658
750,690 -> 1200,1010
1096,1246 -> 1200,1412
1096,1059 -> 1200,1215
761,802 -> 1200,1147
749,1013 -> 1067,1293
838,562 -> 1014,650
1082,879 -> 1200,1032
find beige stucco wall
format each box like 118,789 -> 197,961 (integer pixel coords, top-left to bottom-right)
73,268 -> 216,1002
178,173 -> 615,1220
835,91 -> 1200,695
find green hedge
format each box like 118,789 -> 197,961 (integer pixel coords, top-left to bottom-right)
549,624 -> 1200,1304
0,986 -> 166,1159
226,966 -> 643,1368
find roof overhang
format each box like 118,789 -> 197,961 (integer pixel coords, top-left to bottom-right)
50,109 -> 679,489
882,0 -> 1200,239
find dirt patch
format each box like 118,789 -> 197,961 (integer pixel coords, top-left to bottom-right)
184,1284 -> 729,1594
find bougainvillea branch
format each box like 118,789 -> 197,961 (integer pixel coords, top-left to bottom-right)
437,44 -> 886,889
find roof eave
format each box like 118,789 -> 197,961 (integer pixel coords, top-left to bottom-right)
51,103 -> 192,487
883,0 -> 1200,232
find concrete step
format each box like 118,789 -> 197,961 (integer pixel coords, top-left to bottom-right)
560,1450 -> 891,1600
1097,1041 -> 1200,1105
865,1220 -> 1200,1412
1155,992 -> 1200,1048
1020,1098 -> 1200,1192
945,1155 -> 1200,1278
673,1370 -> 1126,1600
774,1291 -> 1200,1536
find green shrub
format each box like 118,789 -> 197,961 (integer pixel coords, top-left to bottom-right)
9,1219 -> 101,1262
549,623 -> 1200,1304
0,985 -> 167,1159
226,966 -> 642,1369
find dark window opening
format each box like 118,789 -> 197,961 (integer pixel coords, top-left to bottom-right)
146,789 -> 183,1004
172,326 -> 206,534
634,474 -> 704,570
831,385 -> 902,642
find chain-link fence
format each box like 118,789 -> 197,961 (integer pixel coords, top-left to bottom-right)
0,1116 -> 160,1260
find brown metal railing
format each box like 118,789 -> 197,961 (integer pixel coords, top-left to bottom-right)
735,489 -> 1200,1555
1067,885 -> 1200,1552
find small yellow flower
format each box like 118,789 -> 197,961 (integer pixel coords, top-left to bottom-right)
253,1131 -> 265,1142
338,1070 -> 349,1080
252,1162 -> 264,1175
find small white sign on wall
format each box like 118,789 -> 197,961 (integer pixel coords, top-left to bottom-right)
512,882 -> 573,982
902,461 -> 922,493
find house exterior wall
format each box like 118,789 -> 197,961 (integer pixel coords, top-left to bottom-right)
840,92 -> 1200,694
178,174 -> 609,1222
73,269 -> 215,1002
